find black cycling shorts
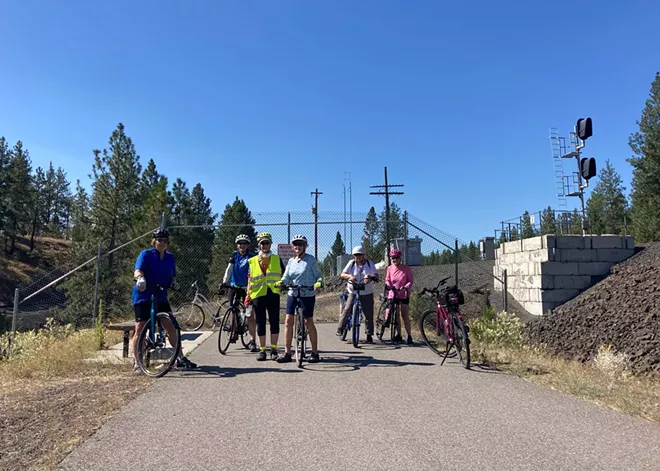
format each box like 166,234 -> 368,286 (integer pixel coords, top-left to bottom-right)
286,295 -> 316,319
134,301 -> 172,322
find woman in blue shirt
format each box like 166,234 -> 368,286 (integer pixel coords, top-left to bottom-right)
132,227 -> 197,373
276,234 -> 323,363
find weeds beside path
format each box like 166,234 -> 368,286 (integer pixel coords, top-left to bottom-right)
0,324 -> 153,470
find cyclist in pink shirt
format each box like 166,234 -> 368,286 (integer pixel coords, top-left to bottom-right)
385,248 -> 414,345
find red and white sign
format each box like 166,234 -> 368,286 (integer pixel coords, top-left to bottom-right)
277,244 -> 295,264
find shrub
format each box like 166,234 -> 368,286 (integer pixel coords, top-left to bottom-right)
469,307 -> 525,349
593,344 -> 631,382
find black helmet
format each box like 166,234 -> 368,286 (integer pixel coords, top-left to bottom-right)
153,227 -> 170,239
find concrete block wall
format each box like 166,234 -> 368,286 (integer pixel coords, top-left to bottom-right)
493,235 -> 634,315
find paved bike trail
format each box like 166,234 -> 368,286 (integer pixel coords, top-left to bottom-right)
58,324 -> 660,471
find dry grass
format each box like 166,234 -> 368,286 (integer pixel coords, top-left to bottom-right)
0,327 -> 151,470
471,341 -> 660,424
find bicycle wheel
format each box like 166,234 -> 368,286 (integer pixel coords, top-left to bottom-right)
452,313 -> 471,369
210,300 -> 229,332
295,313 -> 305,368
239,308 -> 252,348
136,313 -> 181,378
174,302 -> 205,331
419,309 -> 451,357
351,303 -> 361,348
217,307 -> 237,354
375,301 -> 390,341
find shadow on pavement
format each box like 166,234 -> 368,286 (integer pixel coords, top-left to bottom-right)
166,365 -> 302,378
301,350 -> 435,372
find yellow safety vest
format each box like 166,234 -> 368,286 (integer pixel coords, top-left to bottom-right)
248,254 -> 282,298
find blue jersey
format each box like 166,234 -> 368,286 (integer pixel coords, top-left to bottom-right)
229,251 -> 255,287
132,248 -> 176,305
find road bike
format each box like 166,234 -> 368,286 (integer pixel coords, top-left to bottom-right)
218,286 -> 253,354
339,276 -> 378,348
418,276 -> 471,369
135,285 -> 182,378
375,285 -> 407,342
281,284 -> 315,368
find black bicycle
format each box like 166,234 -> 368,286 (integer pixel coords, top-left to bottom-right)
375,285 -> 406,342
217,286 -> 253,354
280,284 -> 315,367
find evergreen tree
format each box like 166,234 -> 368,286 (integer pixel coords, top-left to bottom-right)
62,123 -> 143,322
70,180 -> 90,242
570,209 -> 583,234
628,72 -> 660,242
169,183 -> 217,297
378,202 -> 404,250
586,160 -> 629,235
362,206 -> 383,262
467,241 -> 479,260
322,231 -> 346,276
5,141 -> 33,255
207,197 -> 257,291
440,249 -> 454,264
28,166 -> 47,252
0,137 -> 11,236
520,211 -> 535,238
509,225 -> 519,241
540,206 -> 557,235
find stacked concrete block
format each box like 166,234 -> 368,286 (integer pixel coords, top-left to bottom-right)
494,234 -> 634,315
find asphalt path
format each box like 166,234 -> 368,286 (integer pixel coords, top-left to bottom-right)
58,324 -> 660,470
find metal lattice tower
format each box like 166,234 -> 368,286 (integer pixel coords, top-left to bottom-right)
549,127 -> 568,210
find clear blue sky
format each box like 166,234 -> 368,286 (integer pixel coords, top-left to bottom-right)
1,0 -> 658,244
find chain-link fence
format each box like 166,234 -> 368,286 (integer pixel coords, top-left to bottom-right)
5,210 -> 525,337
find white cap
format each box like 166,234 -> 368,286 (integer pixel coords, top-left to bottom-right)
352,245 -> 366,255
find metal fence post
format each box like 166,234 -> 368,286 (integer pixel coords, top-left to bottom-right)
161,211 -> 167,229
454,238 -> 459,286
403,210 -> 409,265
624,213 -> 628,237
287,212 -> 291,244
503,269 -> 508,313
93,243 -> 101,321
10,288 -> 19,356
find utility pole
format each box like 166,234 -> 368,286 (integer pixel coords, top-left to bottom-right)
311,188 -> 323,259
345,172 -> 353,249
370,166 -> 404,265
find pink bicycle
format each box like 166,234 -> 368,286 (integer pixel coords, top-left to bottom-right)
418,276 -> 471,369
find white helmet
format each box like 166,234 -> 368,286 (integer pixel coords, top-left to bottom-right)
352,245 -> 366,255
291,234 -> 308,245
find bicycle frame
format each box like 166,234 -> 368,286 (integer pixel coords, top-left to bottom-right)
280,284 -> 315,367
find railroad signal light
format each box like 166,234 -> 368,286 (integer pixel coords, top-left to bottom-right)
577,117 -> 593,141
581,157 -> 597,180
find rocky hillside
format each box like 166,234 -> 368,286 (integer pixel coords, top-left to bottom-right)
527,243 -> 660,374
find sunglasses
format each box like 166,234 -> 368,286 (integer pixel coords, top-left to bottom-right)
156,238 -> 169,243
237,242 -> 249,245
293,243 -> 306,247
392,256 -> 401,260
259,241 -> 271,245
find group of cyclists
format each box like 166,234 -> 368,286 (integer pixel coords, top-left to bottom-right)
130,227 -> 415,373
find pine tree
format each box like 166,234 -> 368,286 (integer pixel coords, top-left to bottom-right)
52,167 -> 72,237
0,137 -> 12,237
628,72 -> 660,242
322,231 -> 346,276
5,141 -> 33,255
362,206 -> 383,262
207,197 -> 257,291
70,180 -> 90,242
520,211 -> 535,238
586,160 -> 629,235
540,206 -> 557,235
509,225 -> 519,241
467,241 -> 479,260
169,183 -> 217,297
28,166 -> 47,252
570,209 -> 583,234
378,202 -> 405,250
62,123 -> 143,322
